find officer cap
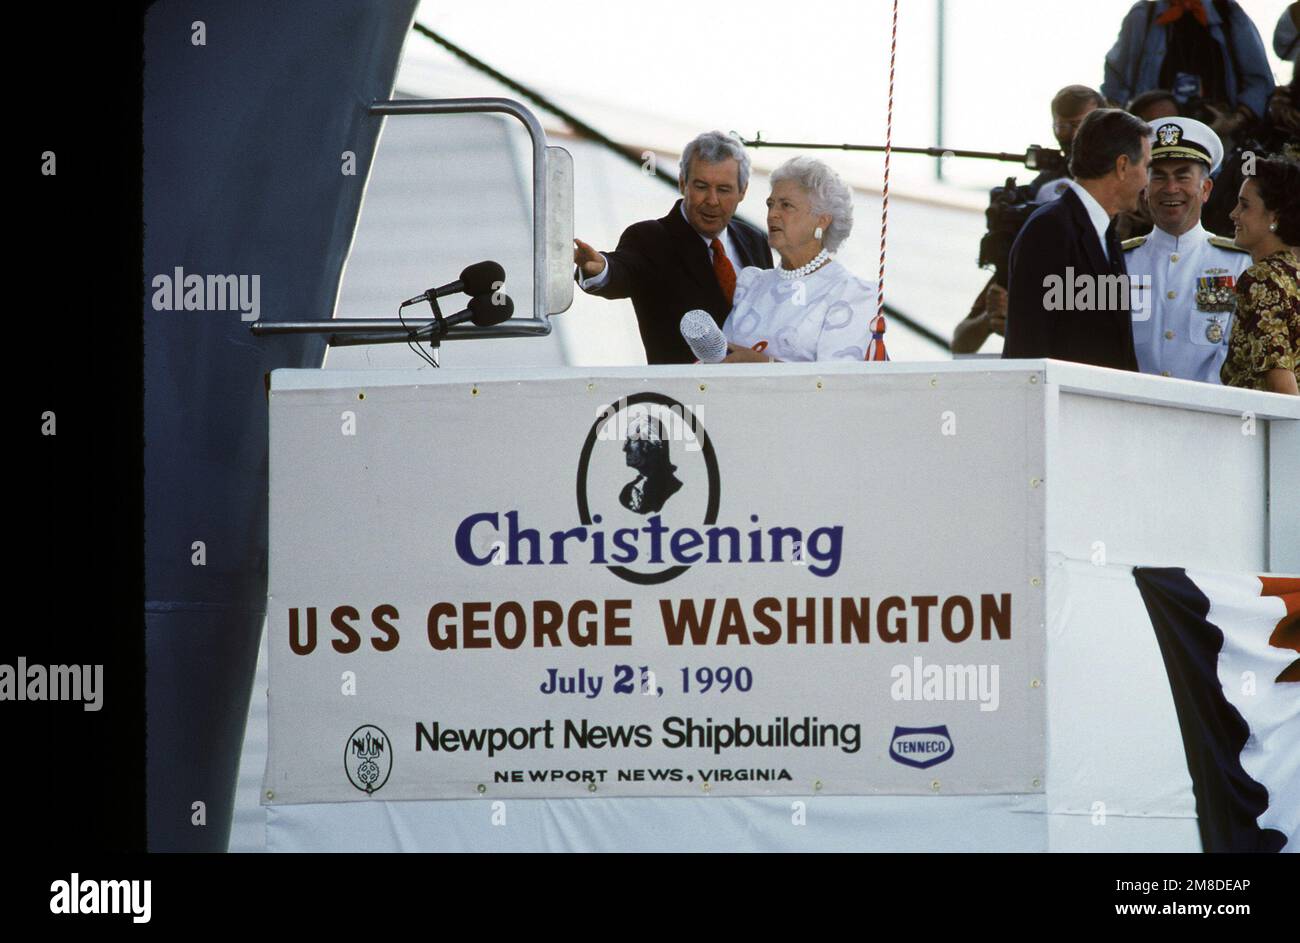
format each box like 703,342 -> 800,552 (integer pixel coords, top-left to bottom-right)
1149,116 -> 1224,174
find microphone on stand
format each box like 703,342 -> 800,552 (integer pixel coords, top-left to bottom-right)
425,293 -> 515,337
402,260 -> 505,307
680,309 -> 728,363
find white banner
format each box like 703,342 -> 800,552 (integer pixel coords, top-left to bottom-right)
264,367 -> 1047,803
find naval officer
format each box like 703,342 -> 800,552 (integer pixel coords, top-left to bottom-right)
1123,116 -> 1250,382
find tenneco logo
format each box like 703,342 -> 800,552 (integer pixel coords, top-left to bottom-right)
888,725 -> 955,769
453,392 -> 845,585
344,725 -> 392,795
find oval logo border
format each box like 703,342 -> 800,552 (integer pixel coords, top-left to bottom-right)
575,392 -> 721,585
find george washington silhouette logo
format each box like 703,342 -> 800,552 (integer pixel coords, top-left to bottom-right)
619,415 -> 683,514
575,392 -> 721,585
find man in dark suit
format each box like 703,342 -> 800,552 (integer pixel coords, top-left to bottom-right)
574,131 -> 772,364
1003,108 -> 1153,370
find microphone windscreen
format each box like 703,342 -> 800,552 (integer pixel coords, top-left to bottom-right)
460,260 -> 505,296
468,292 -> 514,326
680,309 -> 728,363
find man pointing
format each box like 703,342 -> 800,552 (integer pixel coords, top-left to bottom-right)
574,131 -> 772,364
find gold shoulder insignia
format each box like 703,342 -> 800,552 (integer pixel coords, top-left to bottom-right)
1121,236 -> 1147,251
1207,235 -> 1249,252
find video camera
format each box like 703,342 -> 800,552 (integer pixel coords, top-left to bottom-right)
976,142 -> 1067,287
978,177 -> 1040,289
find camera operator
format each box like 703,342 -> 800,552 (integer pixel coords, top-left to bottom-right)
952,86 -> 1103,354
1033,85 -> 1107,198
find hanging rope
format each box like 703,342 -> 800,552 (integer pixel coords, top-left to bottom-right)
869,0 -> 899,362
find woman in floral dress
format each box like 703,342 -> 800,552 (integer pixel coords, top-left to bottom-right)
1221,157 -> 1300,395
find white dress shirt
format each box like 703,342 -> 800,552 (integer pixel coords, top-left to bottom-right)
1124,222 -> 1250,382
1066,179 -> 1115,263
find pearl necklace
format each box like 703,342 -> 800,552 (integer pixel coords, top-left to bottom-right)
777,249 -> 831,280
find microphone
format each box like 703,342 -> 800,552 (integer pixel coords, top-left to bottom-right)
402,261 -> 505,307
680,309 -> 728,363
426,293 -> 515,337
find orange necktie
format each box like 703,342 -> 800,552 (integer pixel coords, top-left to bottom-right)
711,238 -> 736,305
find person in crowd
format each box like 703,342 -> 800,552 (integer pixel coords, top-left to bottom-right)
1202,60 -> 1299,236
1002,109 -> 1152,370
1102,0 -> 1274,144
1128,88 -> 1182,121
951,86 -> 1103,355
1031,85 -> 1106,200
720,156 -> 880,363
950,279 -> 1007,356
573,131 -> 772,364
1220,156 -> 1300,394
1122,116 -> 1250,382
1274,2 -> 1298,62
1265,62 -> 1300,157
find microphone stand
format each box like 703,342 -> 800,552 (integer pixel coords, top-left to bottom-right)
402,294 -> 447,358
429,298 -> 448,350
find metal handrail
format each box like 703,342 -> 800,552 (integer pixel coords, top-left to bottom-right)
251,97 -> 555,344
368,97 -> 551,336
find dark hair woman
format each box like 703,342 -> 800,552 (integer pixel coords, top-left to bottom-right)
1220,157 -> 1300,394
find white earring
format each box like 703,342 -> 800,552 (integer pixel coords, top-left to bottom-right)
1270,222 -> 1278,232
814,226 -> 823,240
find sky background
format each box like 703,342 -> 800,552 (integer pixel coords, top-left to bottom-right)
405,0 -> 1296,195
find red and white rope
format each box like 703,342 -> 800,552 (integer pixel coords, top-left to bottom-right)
871,0 -> 899,360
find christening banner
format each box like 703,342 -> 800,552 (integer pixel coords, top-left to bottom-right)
263,365 -> 1047,803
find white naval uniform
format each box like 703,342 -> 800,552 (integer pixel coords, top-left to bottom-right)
1123,223 -> 1250,383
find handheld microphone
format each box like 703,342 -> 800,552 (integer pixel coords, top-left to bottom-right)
680,309 -> 728,363
426,293 -> 515,337
402,260 -> 505,307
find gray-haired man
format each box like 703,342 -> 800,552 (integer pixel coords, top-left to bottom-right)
574,131 -> 772,364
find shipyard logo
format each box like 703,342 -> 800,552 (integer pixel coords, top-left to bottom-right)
344,725 -> 392,795
888,725 -> 955,769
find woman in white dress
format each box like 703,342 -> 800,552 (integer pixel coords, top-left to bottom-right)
722,156 -> 879,363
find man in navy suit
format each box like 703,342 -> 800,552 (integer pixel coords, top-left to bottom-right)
1003,108 -> 1153,371
574,131 -> 773,364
